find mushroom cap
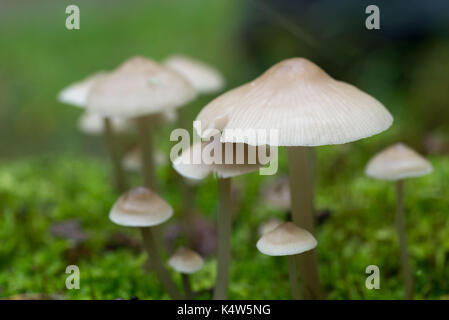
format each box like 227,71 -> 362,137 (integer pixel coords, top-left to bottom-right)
122,147 -> 167,172
163,55 -> 225,94
258,218 -> 283,236
172,138 -> 268,180
256,222 -> 317,256
109,187 -> 173,227
168,247 -> 204,274
263,177 -> 291,210
87,56 -> 196,118
58,72 -> 107,108
365,143 -> 433,181
194,57 -> 393,146
78,112 -> 132,135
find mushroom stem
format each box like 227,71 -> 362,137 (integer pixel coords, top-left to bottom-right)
287,255 -> 301,300
213,177 -> 232,300
103,117 -> 127,192
136,115 -> 158,190
181,273 -> 194,299
140,227 -> 183,299
395,179 -> 414,299
287,146 -> 323,300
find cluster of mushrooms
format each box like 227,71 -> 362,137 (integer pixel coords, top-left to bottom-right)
58,55 -> 433,300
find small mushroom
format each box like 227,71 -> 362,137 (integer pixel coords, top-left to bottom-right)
365,142 -> 432,299
78,112 -> 131,135
109,187 -> 182,299
257,222 -> 317,299
172,137 -> 268,299
263,177 -> 291,211
168,247 -> 204,299
122,147 -> 167,172
88,56 -> 196,190
163,55 -> 225,95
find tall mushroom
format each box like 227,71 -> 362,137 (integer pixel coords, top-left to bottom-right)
168,247 -> 204,299
109,187 -> 182,299
172,137 -> 268,299
164,55 -> 225,242
193,57 -> 393,299
365,142 -> 432,299
257,222 -> 317,299
58,71 -> 129,192
87,56 -> 196,190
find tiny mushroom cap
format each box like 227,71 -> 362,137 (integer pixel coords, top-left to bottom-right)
168,247 -> 204,274
163,55 -> 225,94
172,137 -> 268,180
87,56 -> 196,118
109,187 -> 173,227
365,143 -> 433,181
263,177 -> 291,210
257,222 -> 317,256
78,112 -> 132,135
258,218 -> 283,236
123,147 -> 167,172
58,72 -> 107,108
194,57 -> 393,146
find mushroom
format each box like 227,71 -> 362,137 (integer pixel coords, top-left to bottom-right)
163,55 -> 225,95
168,247 -> 204,299
193,57 -> 393,298
58,71 -> 128,192
258,218 -> 282,236
87,56 -> 196,190
263,177 -> 291,211
257,222 -> 317,299
109,187 -> 182,299
365,142 -> 432,299
78,112 -> 131,135
172,137 -> 269,299
163,55 -> 225,232
122,147 -> 167,173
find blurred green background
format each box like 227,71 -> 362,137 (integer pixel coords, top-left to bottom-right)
0,0 -> 448,299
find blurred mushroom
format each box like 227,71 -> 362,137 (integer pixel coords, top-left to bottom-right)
263,177 -> 291,211
257,222 -> 317,300
78,112 -> 132,135
168,247 -> 204,299
122,147 -> 167,172
365,142 -> 433,299
194,57 -> 393,299
88,56 -> 196,190
109,187 -> 182,299
163,55 -> 225,95
172,136 -> 268,299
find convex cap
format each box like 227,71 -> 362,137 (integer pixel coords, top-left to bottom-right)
87,56 -> 196,118
365,143 -> 433,181
257,222 -> 317,256
163,55 -> 225,94
168,247 -> 204,274
58,72 -> 107,108
195,57 -> 393,146
172,137 -> 269,180
109,187 -> 173,227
